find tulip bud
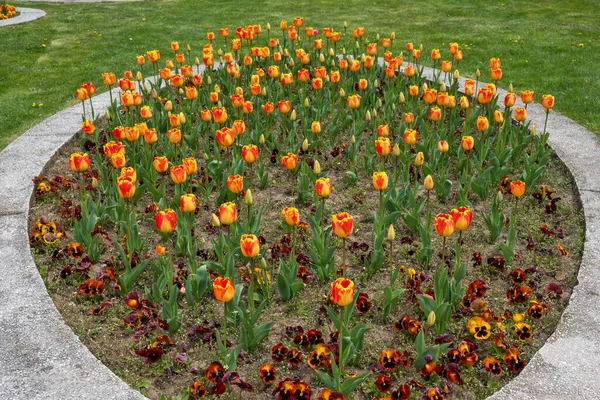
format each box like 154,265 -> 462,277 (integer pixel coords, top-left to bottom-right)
245,189 -> 253,205
415,151 -> 424,167
304,97 -> 310,108
496,191 -> 503,203
290,109 -> 297,121
313,160 -> 321,175
419,43 -> 423,51
152,88 -> 158,99
399,93 -> 405,103
329,48 -> 334,56
393,143 -> 400,157
266,22 -> 271,31
203,152 -> 209,161
454,69 -> 460,80
211,213 -> 221,227
365,110 -> 371,121
422,82 -> 428,92
342,47 -> 346,55
261,257 -> 268,270
351,135 -> 356,144
302,138 -> 309,151
262,87 -> 267,96
387,224 -> 395,241
339,88 -> 345,97
531,124 -> 537,136
424,174 -> 434,190
195,57 -> 200,66
372,109 -> 378,118
179,112 -> 186,124
476,69 -> 481,78
91,177 -> 99,189
355,41 -> 360,50
289,58 -> 295,66
319,53 -> 325,63
217,48 -> 223,56
344,20 -> 348,28
331,59 -> 336,67
165,100 -> 173,111
377,98 -> 383,108
207,75 -> 212,85
105,109 -> 111,121
259,134 -> 265,144
217,100 -> 222,107
374,79 -> 380,88
376,33 -> 380,41
508,83 -> 514,92
392,103 -> 396,111
427,311 -> 436,326
178,88 -> 184,96
440,83 -> 447,92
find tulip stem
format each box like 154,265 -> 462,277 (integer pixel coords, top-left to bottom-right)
514,197 -> 519,226
249,163 -> 254,190
389,239 -> 394,286
457,230 -> 462,269
442,236 -> 447,267
379,190 -> 385,231
341,238 -> 346,277
339,305 -> 345,370
223,301 -> 228,351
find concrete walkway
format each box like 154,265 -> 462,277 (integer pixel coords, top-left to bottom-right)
0,64 -> 599,399
0,7 -> 45,27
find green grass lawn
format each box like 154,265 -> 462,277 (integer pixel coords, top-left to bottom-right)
1,0 -> 599,150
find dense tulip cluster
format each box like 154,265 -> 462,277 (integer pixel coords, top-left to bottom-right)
28,14 -> 577,400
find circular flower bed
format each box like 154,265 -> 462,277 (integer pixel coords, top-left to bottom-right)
30,17 -> 583,400
0,2 -> 17,19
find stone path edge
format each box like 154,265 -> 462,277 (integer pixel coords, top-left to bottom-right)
1,63 -> 599,399
0,7 -> 46,27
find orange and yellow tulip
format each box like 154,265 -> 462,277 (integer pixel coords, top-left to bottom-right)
155,209 -> 177,233
332,212 -> 353,238
330,278 -> 355,307
240,234 -> 260,258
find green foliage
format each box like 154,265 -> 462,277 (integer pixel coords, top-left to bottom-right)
414,328 -> 452,370
276,254 -> 304,300
483,192 -> 505,243
416,264 -> 466,335
305,205 -> 336,282
236,299 -> 274,353
73,195 -> 105,263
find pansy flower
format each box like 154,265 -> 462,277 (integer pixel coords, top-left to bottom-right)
259,363 -> 277,385
189,379 -> 207,398
271,343 -> 289,362
483,357 -> 503,376
468,316 -> 491,340
204,361 -> 224,383
514,322 -> 533,341
287,348 -> 303,366
379,349 -> 401,371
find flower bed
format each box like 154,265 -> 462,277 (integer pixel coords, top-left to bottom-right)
0,2 -> 17,19
30,18 -> 583,400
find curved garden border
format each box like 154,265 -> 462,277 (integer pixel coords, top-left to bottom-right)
0,7 -> 45,27
0,64 -> 599,399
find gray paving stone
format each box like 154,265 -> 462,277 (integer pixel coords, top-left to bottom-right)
0,7 -> 45,27
0,213 -> 146,400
